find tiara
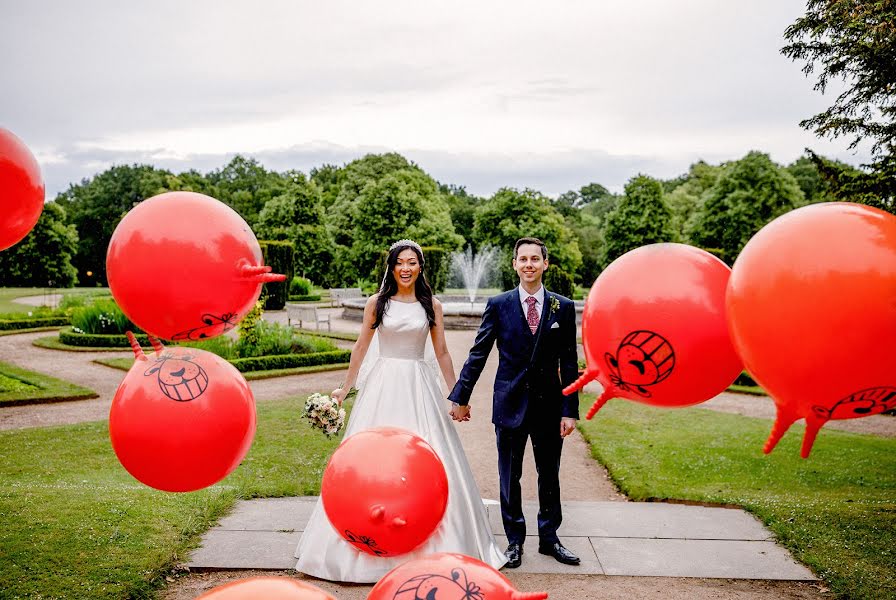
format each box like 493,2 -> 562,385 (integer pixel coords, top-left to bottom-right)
389,239 -> 423,253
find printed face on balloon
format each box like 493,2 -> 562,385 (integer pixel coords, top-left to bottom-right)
812,386 -> 896,420
144,352 -> 209,401
604,330 -> 675,397
394,568 -> 483,600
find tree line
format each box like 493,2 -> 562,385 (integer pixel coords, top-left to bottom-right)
0,149 -> 858,291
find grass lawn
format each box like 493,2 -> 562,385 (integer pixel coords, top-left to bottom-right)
0,395 -> 348,598
93,357 -> 349,381
0,361 -> 98,406
576,398 -> 896,600
0,287 -> 110,315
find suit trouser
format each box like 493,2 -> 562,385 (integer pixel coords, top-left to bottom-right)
495,407 -> 563,546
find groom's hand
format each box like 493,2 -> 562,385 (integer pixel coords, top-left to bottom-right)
449,403 -> 471,422
560,417 -> 577,437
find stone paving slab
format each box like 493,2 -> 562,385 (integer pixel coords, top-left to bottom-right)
485,501 -> 773,541
186,497 -> 815,580
592,538 -> 815,580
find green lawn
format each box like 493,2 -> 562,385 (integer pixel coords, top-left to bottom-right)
0,395 -> 347,598
577,398 -> 896,600
0,287 -> 109,315
0,361 -> 98,406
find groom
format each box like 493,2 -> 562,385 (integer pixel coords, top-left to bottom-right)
448,237 -> 580,568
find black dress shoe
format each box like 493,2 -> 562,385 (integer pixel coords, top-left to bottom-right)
504,542 -> 523,568
538,541 -> 580,565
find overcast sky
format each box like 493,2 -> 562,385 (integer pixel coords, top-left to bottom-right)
1,0 -> 870,200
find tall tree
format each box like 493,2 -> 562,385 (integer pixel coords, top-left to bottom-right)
255,173 -> 334,286
598,175 -> 677,269
55,164 -> 174,284
473,188 -> 582,290
206,155 -> 288,226
0,202 -> 79,287
783,1 -> 896,212
687,152 -> 805,264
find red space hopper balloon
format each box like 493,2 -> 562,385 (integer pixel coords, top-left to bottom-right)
369,553 -> 548,600
196,577 -> 336,600
0,128 -> 44,251
564,243 -> 743,419
106,191 -> 285,341
109,332 -> 256,492
321,427 -> 449,557
727,202 -> 896,458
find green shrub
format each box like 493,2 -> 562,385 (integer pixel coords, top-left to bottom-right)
544,265 -> 576,299
290,276 -> 312,295
229,350 -> 350,372
288,294 -> 322,302
0,316 -> 69,330
734,371 -> 758,387
259,240 -> 295,310
59,327 -> 150,348
70,299 -> 137,335
180,321 -> 338,360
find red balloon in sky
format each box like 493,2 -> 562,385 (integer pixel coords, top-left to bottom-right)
106,191 -> 285,341
321,427 -> 449,557
109,333 -> 256,492
564,243 -> 743,419
369,552 -> 548,600
196,577 -> 336,600
727,202 -> 896,458
0,128 -> 44,251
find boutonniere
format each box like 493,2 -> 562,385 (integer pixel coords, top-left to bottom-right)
549,296 -> 560,316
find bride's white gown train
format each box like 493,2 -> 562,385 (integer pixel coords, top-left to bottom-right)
294,300 -> 507,583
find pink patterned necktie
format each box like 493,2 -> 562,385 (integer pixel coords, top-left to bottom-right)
525,296 -> 539,334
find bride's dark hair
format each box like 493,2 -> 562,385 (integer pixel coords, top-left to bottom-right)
372,243 -> 436,329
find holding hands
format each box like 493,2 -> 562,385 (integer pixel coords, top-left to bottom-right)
449,403 -> 471,422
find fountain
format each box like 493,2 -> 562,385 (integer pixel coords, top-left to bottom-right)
448,245 -> 500,309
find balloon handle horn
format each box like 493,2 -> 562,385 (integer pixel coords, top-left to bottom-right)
585,386 -> 614,420
240,263 -> 287,283
763,412 -> 797,455
391,517 -> 406,528
147,335 -> 165,354
800,417 -> 825,459
369,505 -> 385,522
511,592 -> 549,600
126,331 -> 146,361
563,367 -> 599,396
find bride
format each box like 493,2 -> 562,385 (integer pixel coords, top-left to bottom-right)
294,240 -> 507,582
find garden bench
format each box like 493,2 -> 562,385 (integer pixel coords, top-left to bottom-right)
329,287 -> 364,307
286,305 -> 331,331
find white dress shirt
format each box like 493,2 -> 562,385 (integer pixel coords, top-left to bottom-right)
518,285 -> 545,321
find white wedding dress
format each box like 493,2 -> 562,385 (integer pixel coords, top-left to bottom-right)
294,300 -> 507,582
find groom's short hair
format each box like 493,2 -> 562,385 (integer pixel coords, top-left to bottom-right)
514,237 -> 548,261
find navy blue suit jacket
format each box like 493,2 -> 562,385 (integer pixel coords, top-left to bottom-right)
448,288 -> 580,428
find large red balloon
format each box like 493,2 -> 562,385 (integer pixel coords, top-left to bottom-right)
565,243 -> 743,419
0,128 -> 44,251
727,202 -> 896,458
196,577 -> 336,600
369,553 -> 548,600
106,191 -> 284,341
321,427 -> 448,557
109,333 -> 256,492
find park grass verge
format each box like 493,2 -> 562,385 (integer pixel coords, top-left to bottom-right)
289,328 -> 359,342
576,397 -> 896,599
0,394 -> 349,598
93,357 -> 349,381
0,361 -> 98,406
0,287 -> 110,314
0,326 -> 64,337
32,334 -> 131,352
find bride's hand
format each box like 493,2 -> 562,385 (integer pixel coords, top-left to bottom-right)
331,388 -> 346,406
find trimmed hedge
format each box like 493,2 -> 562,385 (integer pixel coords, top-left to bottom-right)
288,294 -> 322,302
59,327 -> 150,348
229,350 -> 351,372
260,240 -> 295,311
0,316 -> 69,331
544,265 -> 576,299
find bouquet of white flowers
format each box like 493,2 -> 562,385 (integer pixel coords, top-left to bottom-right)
302,392 -> 347,437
